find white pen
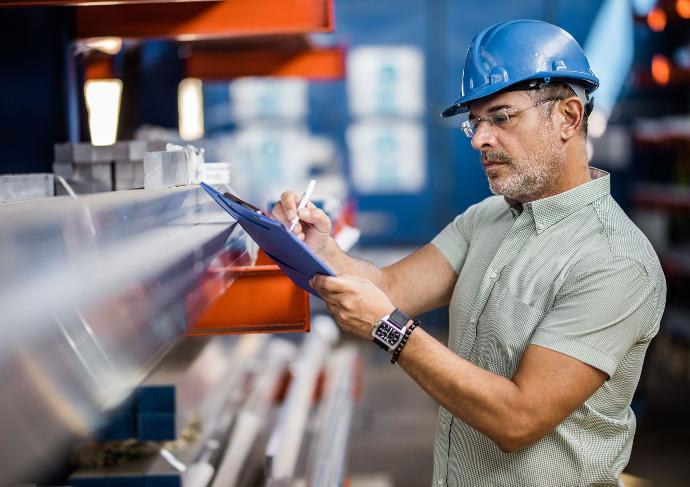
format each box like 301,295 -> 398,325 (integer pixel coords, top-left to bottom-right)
289,179 -> 316,232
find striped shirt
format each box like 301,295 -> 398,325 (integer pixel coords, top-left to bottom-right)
430,168 -> 666,487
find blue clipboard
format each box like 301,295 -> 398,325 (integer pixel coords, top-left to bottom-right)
200,182 -> 335,297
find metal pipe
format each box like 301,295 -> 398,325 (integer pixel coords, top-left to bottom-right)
307,346 -> 359,487
265,316 -> 339,482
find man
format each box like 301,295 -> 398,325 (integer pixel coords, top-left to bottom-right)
273,20 -> 666,486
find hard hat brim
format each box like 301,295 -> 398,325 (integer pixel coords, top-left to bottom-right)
440,71 -> 599,118
440,100 -> 467,118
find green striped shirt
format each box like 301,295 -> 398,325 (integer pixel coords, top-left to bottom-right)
430,168 -> 666,487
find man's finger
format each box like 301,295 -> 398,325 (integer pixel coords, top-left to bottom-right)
311,275 -> 348,293
297,207 -> 331,234
271,203 -> 289,225
292,222 -> 302,235
280,191 -> 301,222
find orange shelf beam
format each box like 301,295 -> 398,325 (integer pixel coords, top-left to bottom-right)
75,0 -> 334,40
0,0 -> 216,6
185,45 -> 345,80
188,261 -> 311,335
84,57 -> 115,80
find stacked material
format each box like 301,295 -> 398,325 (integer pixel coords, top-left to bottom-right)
144,145 -> 204,190
114,141 -> 165,190
307,345 -> 359,486
53,140 -> 168,193
69,335 -> 269,486
0,185 -> 250,484
96,337 -> 242,443
0,173 -> 54,202
265,316 -> 340,484
67,319 -> 359,487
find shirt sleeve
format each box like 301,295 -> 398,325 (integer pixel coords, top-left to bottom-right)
530,257 -> 661,378
431,202 -> 481,274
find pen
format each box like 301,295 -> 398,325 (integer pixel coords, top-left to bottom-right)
289,179 -> 316,232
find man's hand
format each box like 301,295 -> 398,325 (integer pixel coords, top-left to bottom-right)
311,274 -> 395,340
272,191 -> 332,256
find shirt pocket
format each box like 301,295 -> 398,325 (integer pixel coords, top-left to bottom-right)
472,281 -> 545,378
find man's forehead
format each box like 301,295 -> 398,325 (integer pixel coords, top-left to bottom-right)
468,90 -> 531,116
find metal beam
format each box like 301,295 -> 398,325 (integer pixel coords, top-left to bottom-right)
75,0 -> 334,40
1,0 -> 216,6
185,45 -> 345,80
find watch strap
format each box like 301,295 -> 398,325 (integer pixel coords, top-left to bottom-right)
373,336 -> 390,351
388,308 -> 410,329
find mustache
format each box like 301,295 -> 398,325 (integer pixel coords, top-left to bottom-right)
481,149 -> 512,165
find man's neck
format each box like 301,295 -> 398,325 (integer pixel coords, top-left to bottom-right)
522,144 -> 591,203
516,165 -> 591,204
552,160 -> 592,195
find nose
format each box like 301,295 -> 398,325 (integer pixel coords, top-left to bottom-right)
470,121 -> 497,151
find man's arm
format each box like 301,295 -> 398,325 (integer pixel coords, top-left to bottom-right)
312,272 -> 608,453
397,331 -> 607,452
322,240 -> 458,317
312,256 -> 658,453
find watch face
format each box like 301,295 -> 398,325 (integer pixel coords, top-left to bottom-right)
387,330 -> 401,346
375,323 -> 392,339
374,322 -> 402,347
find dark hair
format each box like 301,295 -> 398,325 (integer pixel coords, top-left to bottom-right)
526,81 -> 593,137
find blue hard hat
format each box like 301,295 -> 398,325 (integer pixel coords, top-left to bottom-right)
441,19 -> 599,117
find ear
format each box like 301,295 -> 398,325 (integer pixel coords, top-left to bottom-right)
557,97 -> 584,142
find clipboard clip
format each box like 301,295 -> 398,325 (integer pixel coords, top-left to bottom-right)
223,191 -> 270,217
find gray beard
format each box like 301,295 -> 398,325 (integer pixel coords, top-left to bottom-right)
482,146 -> 564,203
487,162 -> 550,202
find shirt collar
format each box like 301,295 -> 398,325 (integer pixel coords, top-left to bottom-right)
505,198 -> 522,218
504,167 -> 610,231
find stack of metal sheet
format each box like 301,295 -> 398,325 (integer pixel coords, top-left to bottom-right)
53,140 -> 168,193
0,184 -> 255,484
0,173 -> 55,202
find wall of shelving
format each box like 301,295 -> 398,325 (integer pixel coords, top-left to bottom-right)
624,3 -> 690,390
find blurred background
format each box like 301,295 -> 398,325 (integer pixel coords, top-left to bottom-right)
1,0 -> 690,485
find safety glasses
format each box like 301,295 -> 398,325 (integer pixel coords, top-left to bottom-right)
461,98 -> 560,138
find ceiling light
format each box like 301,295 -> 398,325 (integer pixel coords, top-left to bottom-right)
84,79 -> 122,146
178,78 -> 204,141
84,37 -> 123,55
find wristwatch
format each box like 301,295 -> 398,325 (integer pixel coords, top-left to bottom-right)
372,308 -> 411,353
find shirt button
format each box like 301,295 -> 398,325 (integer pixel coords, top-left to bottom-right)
536,223 -> 544,231
489,270 -> 498,280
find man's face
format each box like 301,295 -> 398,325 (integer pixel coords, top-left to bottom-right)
466,90 -> 565,203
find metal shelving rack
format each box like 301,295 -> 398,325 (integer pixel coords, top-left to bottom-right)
0,0 -> 356,483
